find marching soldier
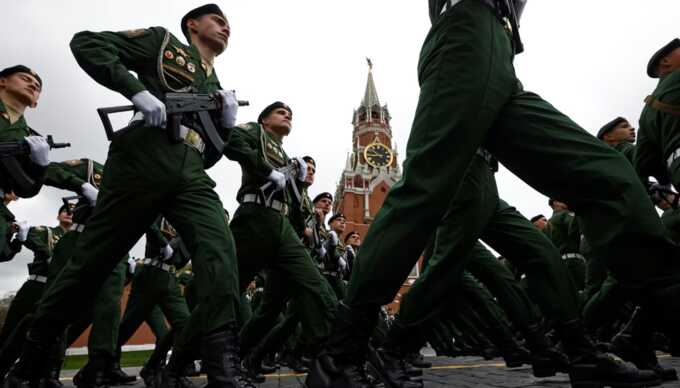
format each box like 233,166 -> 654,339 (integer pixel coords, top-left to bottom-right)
5,4 -> 250,387
226,102 -> 337,378
322,213 -> 349,299
0,65 -> 51,198
545,199 -> 585,291
597,117 -> 636,164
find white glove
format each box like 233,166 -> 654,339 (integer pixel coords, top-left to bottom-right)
316,246 -> 327,258
293,157 -> 308,182
25,136 -> 50,167
131,90 -> 166,127
80,183 -> 99,206
346,245 -> 355,256
16,221 -> 29,242
329,230 -> 339,245
338,257 -> 347,272
216,90 -> 239,128
127,257 -> 137,275
267,169 -> 286,190
162,244 -> 174,260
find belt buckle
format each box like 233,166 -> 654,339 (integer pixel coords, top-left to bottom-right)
502,16 -> 513,34
183,128 -> 205,153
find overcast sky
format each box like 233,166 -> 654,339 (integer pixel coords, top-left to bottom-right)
1,1 -> 678,294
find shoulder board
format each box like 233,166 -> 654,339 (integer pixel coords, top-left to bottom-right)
63,159 -> 83,167
35,226 -> 46,231
118,28 -> 150,38
237,122 -> 259,131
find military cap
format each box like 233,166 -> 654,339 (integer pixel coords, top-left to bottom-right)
303,156 -> 316,166
530,214 -> 545,223
58,203 -> 74,214
647,38 -> 680,78
596,117 -> 627,139
181,4 -> 226,42
258,101 -> 292,124
548,198 -> 555,208
0,65 -> 42,87
313,192 -> 333,204
328,213 -> 346,224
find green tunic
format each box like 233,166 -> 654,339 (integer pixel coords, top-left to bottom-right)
0,99 -> 47,195
661,208 -> 680,243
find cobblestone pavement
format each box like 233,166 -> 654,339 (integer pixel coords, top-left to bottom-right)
59,354 -> 680,387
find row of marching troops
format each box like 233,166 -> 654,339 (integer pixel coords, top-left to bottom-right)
1,1 -> 680,388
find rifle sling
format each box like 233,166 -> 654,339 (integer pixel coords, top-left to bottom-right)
645,96 -> 680,116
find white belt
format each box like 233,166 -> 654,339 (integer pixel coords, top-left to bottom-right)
440,0 -> 463,15
130,113 -> 205,153
70,223 -> 85,232
142,258 -> 175,272
667,148 -> 680,169
28,275 -> 47,283
241,193 -> 288,215
561,253 -> 585,261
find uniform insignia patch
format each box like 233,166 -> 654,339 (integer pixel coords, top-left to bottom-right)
64,159 -> 83,166
176,56 -> 186,66
237,123 -> 251,130
173,46 -> 189,58
119,28 -> 148,38
164,50 -> 174,60
186,63 -> 196,73
201,62 -> 208,72
36,226 -> 45,231
0,112 -> 9,121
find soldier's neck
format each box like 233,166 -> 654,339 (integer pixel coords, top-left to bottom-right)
263,126 -> 284,143
59,223 -> 70,232
193,41 -> 217,76
0,93 -> 28,124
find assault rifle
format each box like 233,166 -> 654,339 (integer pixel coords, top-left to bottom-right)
0,135 -> 71,198
259,158 -> 305,205
97,92 -> 249,150
0,136 -> 70,157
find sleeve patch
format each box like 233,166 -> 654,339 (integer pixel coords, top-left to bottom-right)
119,28 -> 149,38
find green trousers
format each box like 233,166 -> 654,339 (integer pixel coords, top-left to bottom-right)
66,259 -> 127,357
324,275 -> 347,301
31,127 -> 240,347
115,264 -> 189,360
231,205 -> 337,353
0,279 -> 44,349
346,0 -> 679,322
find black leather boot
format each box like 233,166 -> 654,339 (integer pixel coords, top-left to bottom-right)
4,332 -> 52,388
105,361 -> 136,385
200,325 -> 255,388
522,323 -> 569,377
486,324 -> 531,368
72,352 -> 110,388
153,347 -> 196,388
305,303 -> 376,388
42,337 -> 66,388
560,319 -> 661,388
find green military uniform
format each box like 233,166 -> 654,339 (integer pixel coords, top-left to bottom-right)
0,98 -> 48,198
0,225 -> 65,354
545,208 -> 585,291
226,121 -> 336,356
114,218 -> 191,379
318,0 -> 680,366
26,25 -> 240,370
661,207 -> 680,243
319,231 -> 348,300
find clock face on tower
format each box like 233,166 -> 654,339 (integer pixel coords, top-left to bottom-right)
363,142 -> 394,168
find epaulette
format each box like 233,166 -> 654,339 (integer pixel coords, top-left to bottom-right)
118,28 -> 149,38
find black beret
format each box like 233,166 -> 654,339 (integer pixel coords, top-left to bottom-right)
58,203 -> 74,214
344,231 -> 359,243
258,101 -> 292,124
313,192 -> 333,203
0,65 -> 42,87
303,156 -> 315,166
548,198 -> 555,208
181,4 -> 225,41
647,38 -> 680,78
530,214 -> 545,223
329,213 -> 346,224
596,117 -> 627,139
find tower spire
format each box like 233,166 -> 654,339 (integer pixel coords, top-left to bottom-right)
362,58 -> 380,108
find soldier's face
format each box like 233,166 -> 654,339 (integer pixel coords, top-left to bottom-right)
605,121 -> 636,143
660,47 -> 680,77
331,218 -> 346,233
533,217 -> 547,230
315,198 -> 332,214
191,14 -> 230,55
262,108 -> 292,137
305,163 -> 316,185
0,73 -> 41,108
348,234 -> 361,246
3,191 -> 17,204
57,210 -> 73,225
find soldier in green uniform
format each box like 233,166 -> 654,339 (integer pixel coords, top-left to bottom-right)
226,102 -> 337,375
597,117 -> 637,164
545,199 -> 585,291
308,1 -> 680,386
114,218 -> 192,386
0,204 -> 70,384
0,192 -> 20,264
0,65 -> 52,199
6,5 -> 252,387
322,213 -> 349,299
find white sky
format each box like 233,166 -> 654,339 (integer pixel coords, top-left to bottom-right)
0,0 -> 677,294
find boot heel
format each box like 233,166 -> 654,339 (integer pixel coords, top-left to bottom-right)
570,382 -> 601,388
531,364 -> 557,378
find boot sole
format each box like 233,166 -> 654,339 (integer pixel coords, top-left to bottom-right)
570,381 -> 662,388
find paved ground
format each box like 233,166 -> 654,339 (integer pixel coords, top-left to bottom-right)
58,354 -> 680,387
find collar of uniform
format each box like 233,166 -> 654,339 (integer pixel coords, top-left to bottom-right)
0,98 -> 27,128
188,44 -> 213,77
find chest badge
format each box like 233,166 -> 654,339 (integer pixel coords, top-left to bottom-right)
176,56 -> 186,66
164,50 -> 174,60
186,63 -> 196,73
